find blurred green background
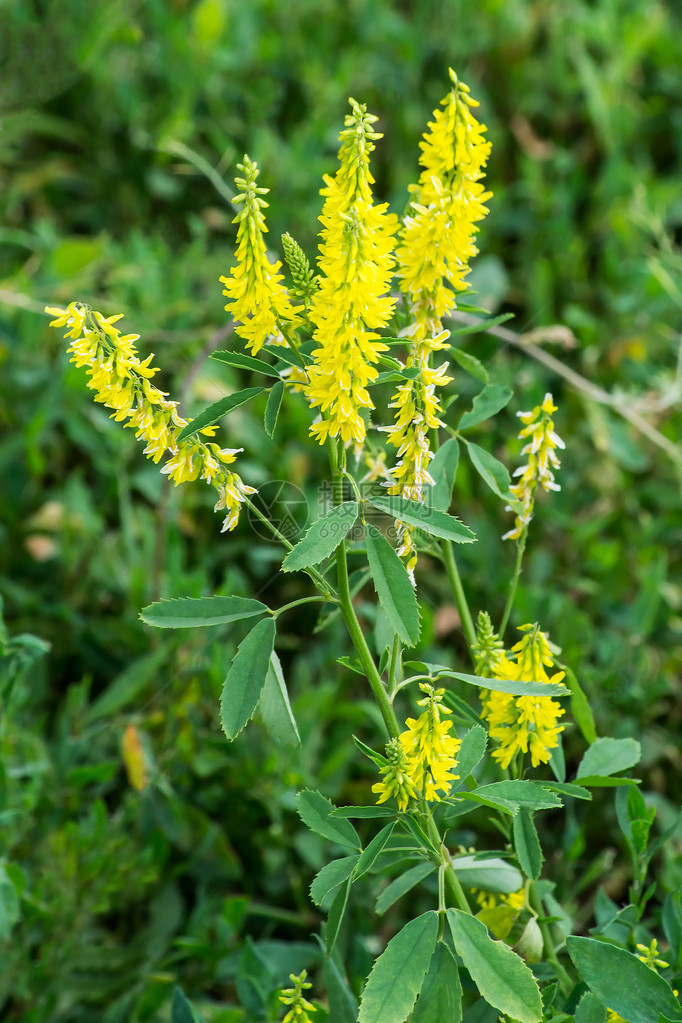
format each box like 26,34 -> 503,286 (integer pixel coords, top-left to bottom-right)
1,0 -> 681,1019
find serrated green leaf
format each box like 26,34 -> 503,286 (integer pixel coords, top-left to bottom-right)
176,386 -> 264,441
561,663 -> 598,744
258,650 -> 300,746
358,911 -> 439,1023
449,347 -> 490,384
540,781 -> 592,801
264,379 -> 284,438
296,790 -> 360,851
310,856 -> 359,909
220,617 -> 276,740
140,595 -> 269,629
513,809 -> 543,880
332,806 -> 395,819
365,525 -> 421,647
475,781 -> 563,813
283,502 -> 358,572
566,937 -> 682,1023
211,349 -> 281,377
426,665 -> 568,698
449,855 -> 523,894
411,941 -> 463,1023
430,438 -> 460,511
352,735 -> 388,769
367,495 -> 476,544
452,724 -> 487,787
262,342 -> 314,367
576,775 -> 641,787
576,737 -> 641,779
467,442 -> 521,507
376,862 -> 436,916
574,991 -> 607,1023
326,876 -> 352,957
459,384 -> 513,431
354,823 -> 396,880
447,909 -> 542,1023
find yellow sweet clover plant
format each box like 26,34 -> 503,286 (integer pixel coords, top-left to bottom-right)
46,71 -> 674,1023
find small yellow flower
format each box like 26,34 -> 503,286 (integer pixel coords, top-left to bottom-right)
480,624 -> 565,769
305,99 -> 398,447
400,683 -> 461,802
47,303 -> 255,532
220,156 -> 300,355
503,393 -> 565,542
279,971 -> 316,1023
372,737 -> 419,812
475,888 -> 526,911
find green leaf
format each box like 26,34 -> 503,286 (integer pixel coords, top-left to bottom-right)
220,617 -> 276,740
282,502 -> 359,572
296,790 -> 360,851
367,495 -> 476,544
430,438 -> 460,511
332,806 -> 395,819
258,650 -> 300,746
376,863 -> 435,916
449,347 -> 490,384
575,775 -> 641,788
140,595 -> 269,629
171,986 -> 204,1023
574,991 -> 607,1023
310,856 -> 359,909
467,442 -> 521,507
365,525 -> 421,647
262,342 -> 314,367
354,823 -> 396,881
358,911 -> 439,1023
84,648 -> 168,721
452,724 -> 488,786
411,941 -> 463,1023
449,855 -> 523,894
576,737 -> 641,779
540,781 -> 592,801
323,946 -> 359,1023
353,735 -> 388,769
326,876 -> 352,957
475,781 -> 563,813
176,386 -> 264,441
459,384 -> 513,431
211,349 -> 282,377
561,664 -> 598,744
264,379 -> 284,438
513,809 -> 543,879
566,936 -> 682,1023
447,909 -> 542,1023
426,665 -> 568,698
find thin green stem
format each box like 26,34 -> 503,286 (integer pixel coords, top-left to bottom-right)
274,595 -> 337,618
441,539 -> 476,656
425,815 -> 471,913
499,522 -> 529,639
529,882 -> 572,993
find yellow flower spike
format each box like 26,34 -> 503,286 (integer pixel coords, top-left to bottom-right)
279,971 -> 316,1023
385,72 -> 492,575
480,623 -> 565,769
503,391 -> 565,542
305,98 -> 399,448
220,155 -> 301,355
398,683 -> 461,803
372,737 -> 419,812
46,303 -> 256,532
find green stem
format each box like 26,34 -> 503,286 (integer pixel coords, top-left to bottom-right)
274,595 -> 337,618
499,522 -> 529,639
529,882 -> 572,993
336,538 -> 400,741
425,815 -> 471,913
387,634 -> 402,697
441,540 -> 476,656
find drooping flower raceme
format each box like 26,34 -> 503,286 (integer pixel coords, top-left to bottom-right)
503,393 -> 565,542
46,303 -> 255,532
373,683 -> 461,809
480,623 -> 566,769
305,99 -> 398,447
220,156 -> 300,355
385,71 -> 492,575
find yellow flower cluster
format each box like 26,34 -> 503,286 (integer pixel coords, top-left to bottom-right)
480,624 -> 565,769
372,683 -> 461,809
475,888 -> 526,911
220,156 -> 300,355
305,99 -> 398,446
386,71 -> 492,573
46,303 -> 255,532
503,393 -> 565,542
279,971 -> 316,1023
